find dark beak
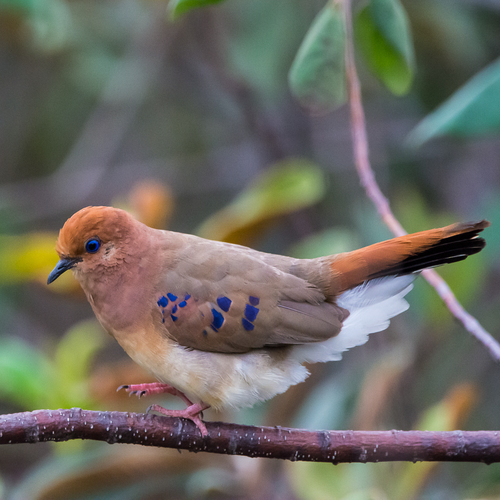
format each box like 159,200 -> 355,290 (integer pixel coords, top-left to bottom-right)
47,257 -> 82,284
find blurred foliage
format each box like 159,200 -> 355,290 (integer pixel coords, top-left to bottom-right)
289,227 -> 359,259
114,179 -> 175,229
197,158 -> 326,244
0,233 -> 57,285
0,320 -> 104,410
0,0 -> 499,498
288,382 -> 478,500
168,0 -> 227,20
392,383 -> 477,500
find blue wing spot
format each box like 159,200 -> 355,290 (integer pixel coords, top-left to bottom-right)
203,329 -> 208,337
242,318 -> 254,331
249,296 -> 260,306
217,296 -> 232,312
171,314 -> 178,322
157,296 -> 168,307
211,308 -> 224,331
167,293 -> 178,301
178,301 -> 187,308
184,294 -> 191,300
162,318 -> 165,323
172,305 -> 178,314
244,304 -> 259,322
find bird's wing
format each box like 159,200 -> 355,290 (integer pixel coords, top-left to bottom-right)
155,237 -> 347,353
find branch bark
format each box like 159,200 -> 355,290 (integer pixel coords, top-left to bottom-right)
1,409 -> 499,463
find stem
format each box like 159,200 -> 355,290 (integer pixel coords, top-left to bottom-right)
1,409 -> 500,463
343,0 -> 500,362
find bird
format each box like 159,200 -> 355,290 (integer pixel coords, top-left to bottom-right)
47,206 -> 489,436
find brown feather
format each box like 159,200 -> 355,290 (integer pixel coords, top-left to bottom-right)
56,206 -> 135,257
328,220 -> 490,294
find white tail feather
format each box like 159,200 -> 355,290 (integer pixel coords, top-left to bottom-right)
292,274 -> 415,364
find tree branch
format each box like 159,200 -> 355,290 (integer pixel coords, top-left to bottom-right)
1,409 -> 499,463
342,0 -> 500,362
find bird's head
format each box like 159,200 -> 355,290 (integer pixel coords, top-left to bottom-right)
47,206 -> 138,285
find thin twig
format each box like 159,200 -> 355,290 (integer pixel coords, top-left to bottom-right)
1,409 -> 500,463
343,0 -> 500,362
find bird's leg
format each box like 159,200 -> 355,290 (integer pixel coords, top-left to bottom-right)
117,382 -> 193,405
117,383 -> 210,436
147,402 -> 210,437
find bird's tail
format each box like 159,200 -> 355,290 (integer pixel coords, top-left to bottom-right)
328,220 -> 489,296
292,220 -> 489,364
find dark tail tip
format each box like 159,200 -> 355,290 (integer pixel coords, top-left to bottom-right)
371,220 -> 490,278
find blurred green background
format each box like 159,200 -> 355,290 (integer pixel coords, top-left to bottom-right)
1,0 -> 500,498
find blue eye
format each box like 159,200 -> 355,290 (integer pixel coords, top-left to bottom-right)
85,238 -> 101,253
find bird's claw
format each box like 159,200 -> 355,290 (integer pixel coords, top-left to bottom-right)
116,382 -> 181,399
117,385 -> 147,398
129,390 -> 147,398
147,403 -> 209,437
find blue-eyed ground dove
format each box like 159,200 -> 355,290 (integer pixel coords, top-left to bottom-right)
48,206 -> 489,435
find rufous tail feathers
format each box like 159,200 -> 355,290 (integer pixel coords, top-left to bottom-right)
329,220 -> 490,294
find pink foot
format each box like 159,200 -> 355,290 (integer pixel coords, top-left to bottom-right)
147,402 -> 210,437
117,382 -> 210,436
117,382 -> 193,406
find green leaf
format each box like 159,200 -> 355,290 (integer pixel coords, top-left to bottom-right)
197,159 -> 326,245
407,57 -> 500,146
289,1 -> 346,113
168,0 -> 226,19
355,0 -> 415,95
